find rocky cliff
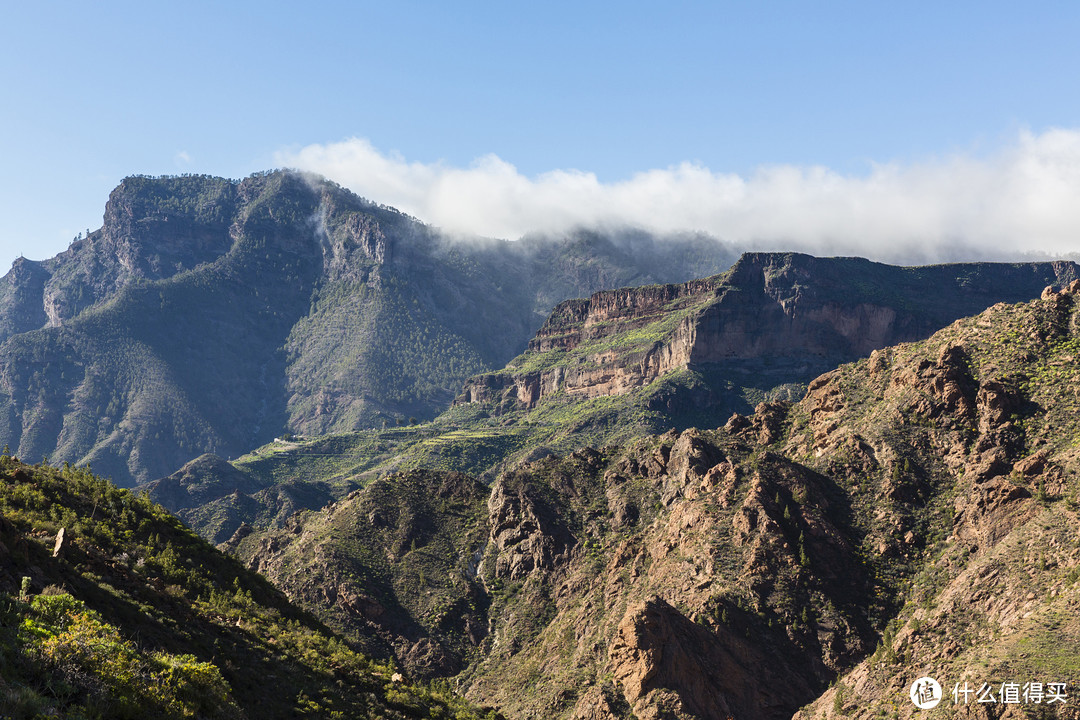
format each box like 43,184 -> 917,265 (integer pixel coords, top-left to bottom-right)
229,285 -> 1080,720
458,279 -> 716,409
457,253 -> 1079,415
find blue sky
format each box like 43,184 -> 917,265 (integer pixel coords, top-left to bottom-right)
3,1 -> 1080,268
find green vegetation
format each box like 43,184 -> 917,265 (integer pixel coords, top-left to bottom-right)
228,469 -> 492,678
0,455 -> 496,719
155,364 -> 745,541
4,592 -> 240,719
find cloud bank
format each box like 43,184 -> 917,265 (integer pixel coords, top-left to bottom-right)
276,129 -> 1080,263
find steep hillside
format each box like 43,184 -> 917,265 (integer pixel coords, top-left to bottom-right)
223,470 -> 492,678
152,255 -> 1078,543
226,283 -> 1080,719
0,456 -> 495,719
0,171 -> 735,485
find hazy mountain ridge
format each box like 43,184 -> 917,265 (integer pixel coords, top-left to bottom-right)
0,171 -> 736,486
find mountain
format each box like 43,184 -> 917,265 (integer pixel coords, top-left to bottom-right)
0,171 -> 736,486
147,253 -> 1078,545
220,278 -> 1080,719
9,172 -> 1080,719
0,455 -> 496,719
459,251 -> 1080,412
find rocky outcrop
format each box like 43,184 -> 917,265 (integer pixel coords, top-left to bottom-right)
458,253 -> 1080,414
527,279 -> 721,354
0,257 -> 51,343
607,597 -> 739,720
458,280 -> 710,410
487,471 -> 577,581
311,188 -> 397,281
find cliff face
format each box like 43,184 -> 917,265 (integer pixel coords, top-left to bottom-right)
457,253 -> 1080,413
0,257 -> 51,343
527,279 -> 721,353
40,176 -> 240,327
459,280 -> 714,409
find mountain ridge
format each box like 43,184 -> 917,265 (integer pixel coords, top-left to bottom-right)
0,171 -> 736,485
459,252 -> 1080,413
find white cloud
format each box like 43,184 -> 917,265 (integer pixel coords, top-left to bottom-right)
175,150 -> 192,166
276,130 -> 1080,263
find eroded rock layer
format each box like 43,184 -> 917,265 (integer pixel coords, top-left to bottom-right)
458,253 -> 1078,413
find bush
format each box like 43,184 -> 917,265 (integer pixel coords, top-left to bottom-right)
149,653 -> 240,719
15,593 -> 240,719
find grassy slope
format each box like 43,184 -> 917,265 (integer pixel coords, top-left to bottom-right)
153,366 -> 740,543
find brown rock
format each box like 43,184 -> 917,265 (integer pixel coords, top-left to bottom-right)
487,473 -> 574,581
750,401 -> 790,445
968,447 -> 1012,483
725,413 -> 751,433
867,349 -> 890,378
569,684 -> 628,720
663,430 -> 727,503
953,476 -> 1034,550
1012,448 -> 1049,477
607,597 -> 812,720
402,637 -> 458,677
977,377 -> 1023,432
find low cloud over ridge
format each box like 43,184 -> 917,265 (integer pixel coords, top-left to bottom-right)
277,130 -> 1080,263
